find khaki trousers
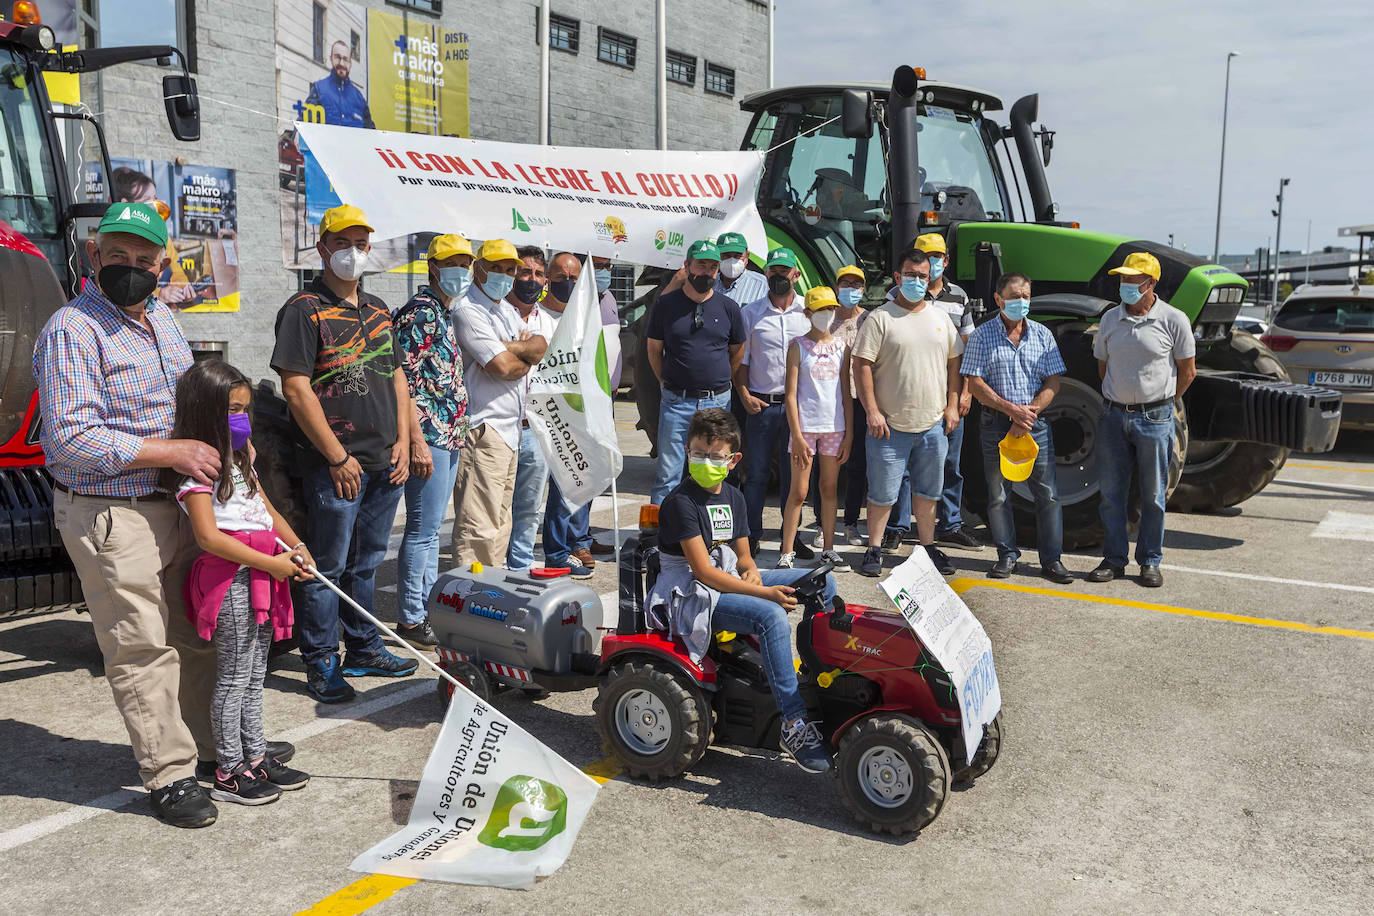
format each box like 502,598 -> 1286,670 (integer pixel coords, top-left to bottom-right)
54,490 -> 216,789
450,424 -> 519,568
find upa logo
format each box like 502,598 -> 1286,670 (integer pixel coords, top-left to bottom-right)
653,229 -> 667,250
477,775 -> 569,852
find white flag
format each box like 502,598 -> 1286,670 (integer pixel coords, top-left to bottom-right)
527,261 -> 624,510
350,683 -> 600,889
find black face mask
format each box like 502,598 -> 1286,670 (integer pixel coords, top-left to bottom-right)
98,264 -> 159,309
688,273 -> 714,294
767,274 -> 794,297
549,278 -> 577,303
512,278 -> 545,305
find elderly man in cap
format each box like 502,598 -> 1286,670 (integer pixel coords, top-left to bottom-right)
1090,252 -> 1196,588
392,234 -> 474,647
714,230 -> 769,306
450,239 -> 549,567
647,239 -> 747,505
273,204 -> 418,703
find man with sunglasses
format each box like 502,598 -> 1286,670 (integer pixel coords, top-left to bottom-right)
646,240 -> 747,505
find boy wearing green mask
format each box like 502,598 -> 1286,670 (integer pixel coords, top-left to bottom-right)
648,408 -> 836,774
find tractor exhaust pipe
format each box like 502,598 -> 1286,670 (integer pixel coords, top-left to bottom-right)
1009,94 -> 1054,222
887,66 -> 922,267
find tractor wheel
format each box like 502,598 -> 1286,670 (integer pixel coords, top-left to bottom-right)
835,714 -> 951,836
594,660 -> 711,782
1169,330 -> 1290,513
438,660 -> 490,708
952,712 -> 1003,786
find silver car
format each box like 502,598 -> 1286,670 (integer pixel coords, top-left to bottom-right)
1262,284 -> 1374,429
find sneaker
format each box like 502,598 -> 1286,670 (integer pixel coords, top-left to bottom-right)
926,544 -> 956,576
793,537 -> 815,560
341,648 -> 419,678
859,546 -> 883,577
210,763 -> 282,806
397,618 -> 438,648
197,740 -> 294,783
821,549 -> 850,573
780,719 -> 832,773
254,756 -> 310,791
568,561 -> 594,579
306,654 -> 356,704
881,529 -> 904,554
776,551 -> 795,569
845,524 -> 865,547
936,527 -> 983,550
151,776 -> 218,828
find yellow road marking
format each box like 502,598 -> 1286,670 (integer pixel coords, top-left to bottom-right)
1287,462 -> 1374,474
949,577 -> 1374,641
294,757 -> 621,915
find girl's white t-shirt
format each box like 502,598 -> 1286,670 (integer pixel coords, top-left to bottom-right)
176,465 -> 274,532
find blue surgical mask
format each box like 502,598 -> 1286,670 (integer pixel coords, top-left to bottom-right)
437,266 -> 471,299
836,287 -> 863,308
481,272 -> 515,302
594,268 -> 613,293
1119,281 -> 1144,305
900,276 -> 928,302
1002,298 -> 1030,321
928,257 -> 945,280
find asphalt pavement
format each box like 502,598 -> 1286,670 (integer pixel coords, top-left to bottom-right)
1,402 -> 1371,915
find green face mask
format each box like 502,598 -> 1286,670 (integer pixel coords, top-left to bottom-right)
688,457 -> 732,489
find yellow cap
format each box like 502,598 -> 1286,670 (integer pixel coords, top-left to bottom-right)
836,264 -> 865,282
319,204 -> 374,236
914,232 -> 948,256
998,432 -> 1039,482
804,286 -> 839,311
427,234 -> 473,262
478,238 -> 520,265
1108,251 -> 1162,280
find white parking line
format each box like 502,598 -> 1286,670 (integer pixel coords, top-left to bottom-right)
1311,511 -> 1374,541
1158,563 -> 1374,596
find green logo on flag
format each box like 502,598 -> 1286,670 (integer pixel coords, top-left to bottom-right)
477,775 -> 569,852
512,209 -> 531,232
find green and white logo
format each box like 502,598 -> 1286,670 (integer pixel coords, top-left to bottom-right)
511,208 -> 531,232
477,775 -> 569,852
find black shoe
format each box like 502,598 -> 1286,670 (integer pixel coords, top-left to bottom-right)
397,618 -> 438,648
859,546 -> 883,577
748,537 -> 760,559
792,536 -> 815,560
926,545 -> 956,576
210,763 -> 282,806
779,719 -> 832,774
151,776 -> 218,828
254,756 -> 310,791
1042,561 -> 1074,585
1087,561 -> 1126,583
936,527 -> 983,550
1140,565 -> 1163,588
881,529 -> 904,554
988,556 -> 1017,579
197,740 -> 294,783
342,648 -> 419,678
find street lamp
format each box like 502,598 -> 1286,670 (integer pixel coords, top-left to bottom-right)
1211,51 -> 1240,263
1269,177 -> 1290,321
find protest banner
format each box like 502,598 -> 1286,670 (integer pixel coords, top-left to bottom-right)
294,121 -> 767,268
878,552 -> 1001,762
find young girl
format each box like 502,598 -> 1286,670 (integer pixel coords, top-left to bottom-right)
162,359 -> 313,806
780,287 -> 853,571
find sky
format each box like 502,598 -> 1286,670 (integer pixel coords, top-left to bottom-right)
772,0 -> 1373,259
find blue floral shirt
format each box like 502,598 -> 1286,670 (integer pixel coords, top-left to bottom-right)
393,287 -> 469,451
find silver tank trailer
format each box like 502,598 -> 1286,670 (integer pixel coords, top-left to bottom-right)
427,565 -> 605,677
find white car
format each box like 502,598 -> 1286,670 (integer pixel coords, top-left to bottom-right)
1262,284 -> 1374,429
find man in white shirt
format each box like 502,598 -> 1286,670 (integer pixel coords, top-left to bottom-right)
504,246 -> 557,571
450,239 -> 548,568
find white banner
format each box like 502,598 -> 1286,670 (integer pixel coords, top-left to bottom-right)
350,684 -> 600,889
878,551 -> 1002,762
295,122 -> 767,268
527,264 -> 624,510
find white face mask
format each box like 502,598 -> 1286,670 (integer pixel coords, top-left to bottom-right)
328,246 -> 369,281
719,256 -> 746,279
810,310 -> 835,333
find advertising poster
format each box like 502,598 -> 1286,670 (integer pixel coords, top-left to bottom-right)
84,158 -> 240,312
277,0 -> 470,269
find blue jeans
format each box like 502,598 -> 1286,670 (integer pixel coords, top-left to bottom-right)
506,425 -> 549,570
543,474 -> 591,566
396,445 -> 462,626
711,568 -> 837,722
297,466 -> 404,666
743,403 -> 791,540
650,387 -> 731,505
866,423 -> 948,506
888,418 -> 965,535
980,414 -> 1062,565
1097,403 -> 1173,568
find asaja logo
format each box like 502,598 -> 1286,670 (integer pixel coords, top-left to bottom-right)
511,208 -> 554,233
477,775 -> 569,852
119,206 -> 151,225
592,216 -> 629,244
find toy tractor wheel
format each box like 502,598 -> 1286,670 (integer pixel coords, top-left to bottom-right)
594,660 -> 711,782
437,660 -> 490,707
952,712 -> 1003,786
836,714 -> 951,836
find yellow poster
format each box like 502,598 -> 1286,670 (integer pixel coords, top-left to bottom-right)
366,8 -> 469,137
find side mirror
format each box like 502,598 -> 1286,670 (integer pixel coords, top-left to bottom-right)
1039,127 -> 1054,167
162,74 -> 200,142
841,89 -> 873,139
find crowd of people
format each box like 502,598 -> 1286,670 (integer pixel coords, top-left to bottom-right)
31,200 -> 1194,825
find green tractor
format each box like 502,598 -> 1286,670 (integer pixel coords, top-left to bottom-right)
634,66 -> 1340,547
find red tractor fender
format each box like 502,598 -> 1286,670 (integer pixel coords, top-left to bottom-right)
598,632 -> 718,686
828,706 -> 940,748
0,218 -> 58,469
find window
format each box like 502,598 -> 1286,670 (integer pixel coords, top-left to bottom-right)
537,11 -> 580,53
386,0 -> 442,13
666,50 -> 696,86
97,0 -> 195,70
597,27 -> 636,69
350,30 -> 361,61
1276,295 -> 1374,333
704,62 -> 735,97
312,2 -> 325,63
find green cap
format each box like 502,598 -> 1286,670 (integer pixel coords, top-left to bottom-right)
688,239 -> 721,262
716,231 -> 748,255
97,202 -> 168,248
765,247 -> 798,270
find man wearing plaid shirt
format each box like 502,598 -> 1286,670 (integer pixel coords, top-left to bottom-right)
33,203 -> 225,828
960,272 -> 1073,584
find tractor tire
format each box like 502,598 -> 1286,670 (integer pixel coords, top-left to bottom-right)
835,714 -> 951,836
952,712 -> 1003,786
594,660 -> 711,782
1168,330 -> 1290,513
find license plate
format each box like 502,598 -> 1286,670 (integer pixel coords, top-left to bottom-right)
1311,370 -> 1374,389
